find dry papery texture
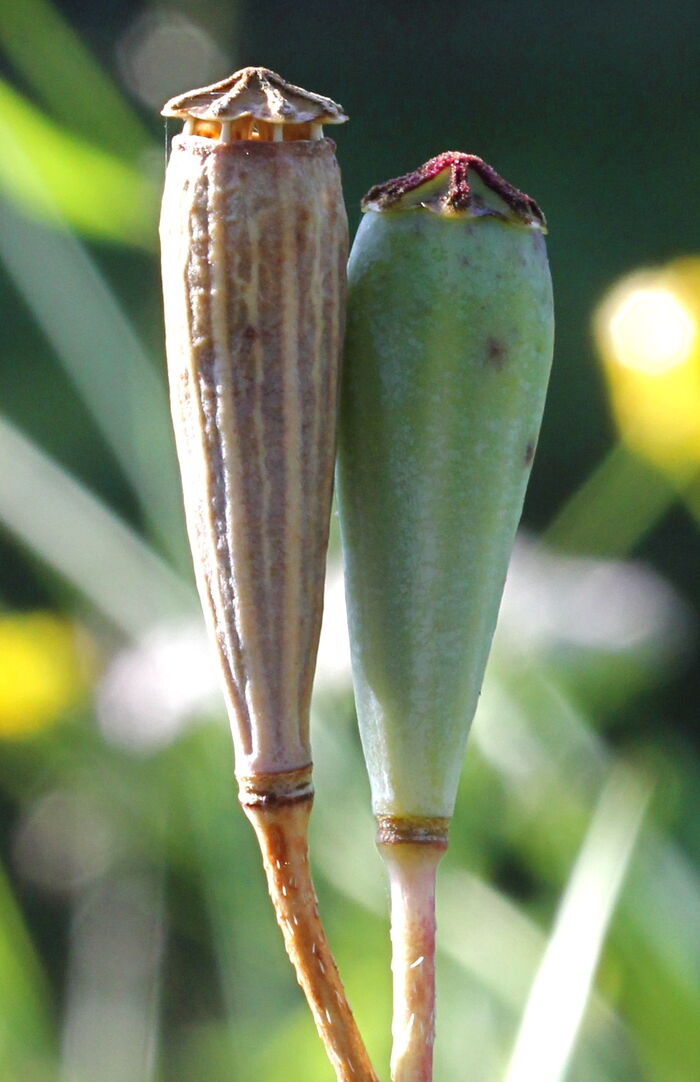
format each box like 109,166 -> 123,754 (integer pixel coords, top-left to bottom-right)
161,134 -> 345,782
162,64 -> 347,140
160,68 -> 378,1082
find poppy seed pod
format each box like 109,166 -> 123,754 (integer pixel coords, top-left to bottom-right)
160,67 -> 347,794
160,68 -> 377,1082
338,152 -> 553,823
337,152 -> 554,1082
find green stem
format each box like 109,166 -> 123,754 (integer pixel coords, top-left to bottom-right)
377,820 -> 448,1082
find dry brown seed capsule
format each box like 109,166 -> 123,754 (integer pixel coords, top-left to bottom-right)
160,67 -> 376,1082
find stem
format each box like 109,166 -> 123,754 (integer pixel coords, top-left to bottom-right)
242,778 -> 379,1082
377,817 -> 449,1082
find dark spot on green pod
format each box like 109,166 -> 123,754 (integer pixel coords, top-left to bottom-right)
486,337 -> 507,371
524,439 -> 536,465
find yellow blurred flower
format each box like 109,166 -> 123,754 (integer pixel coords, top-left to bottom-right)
0,612 -> 86,738
594,258 -> 700,476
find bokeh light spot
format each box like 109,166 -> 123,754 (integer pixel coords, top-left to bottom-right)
0,613 -> 86,737
117,10 -> 230,111
609,287 -> 695,375
594,264 -> 700,472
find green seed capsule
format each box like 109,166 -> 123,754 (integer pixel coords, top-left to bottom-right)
337,153 -> 554,821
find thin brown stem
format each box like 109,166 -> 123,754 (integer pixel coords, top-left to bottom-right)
243,789 -> 379,1082
377,817 -> 449,1082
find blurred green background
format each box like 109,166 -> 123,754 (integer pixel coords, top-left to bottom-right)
1,1 -> 700,1080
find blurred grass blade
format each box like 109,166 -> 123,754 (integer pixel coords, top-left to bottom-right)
679,473 -> 700,531
488,656 -> 700,1078
311,716 -> 625,1042
614,809 -> 700,1080
0,80 -> 157,247
0,195 -> 186,567
504,762 -> 651,1082
545,443 -> 676,557
0,0 -> 149,158
61,873 -> 164,1082
0,856 -> 54,1063
0,415 -> 194,636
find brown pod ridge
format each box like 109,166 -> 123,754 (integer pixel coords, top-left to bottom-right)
160,135 -> 347,780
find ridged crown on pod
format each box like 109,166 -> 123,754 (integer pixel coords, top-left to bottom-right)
362,151 -> 546,228
162,65 -> 348,126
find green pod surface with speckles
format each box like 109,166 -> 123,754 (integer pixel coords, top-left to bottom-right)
337,154 -> 554,819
